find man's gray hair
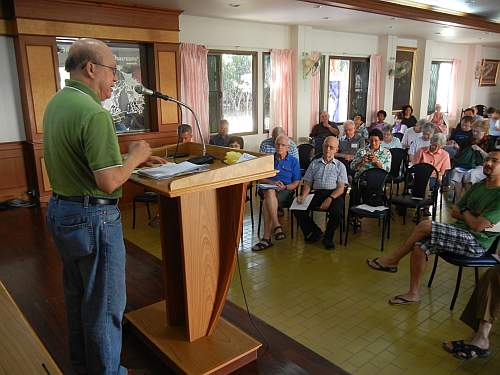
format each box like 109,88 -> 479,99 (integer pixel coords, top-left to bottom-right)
415,118 -> 427,128
422,122 -> 435,133
275,134 -> 290,145
431,133 -> 446,146
382,125 -> 393,133
343,120 -> 355,128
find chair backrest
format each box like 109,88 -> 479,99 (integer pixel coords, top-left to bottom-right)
393,132 -> 404,141
403,163 -> 440,199
298,143 -> 315,171
356,168 -> 389,206
389,148 -> 407,178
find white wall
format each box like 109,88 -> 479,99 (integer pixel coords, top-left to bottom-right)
0,36 -> 25,142
472,46 -> 500,108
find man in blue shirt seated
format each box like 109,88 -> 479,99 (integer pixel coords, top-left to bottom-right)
209,119 -> 230,146
260,126 -> 299,160
252,135 -> 301,251
294,136 -> 348,249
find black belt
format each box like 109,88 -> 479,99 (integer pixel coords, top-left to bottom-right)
52,193 -> 119,206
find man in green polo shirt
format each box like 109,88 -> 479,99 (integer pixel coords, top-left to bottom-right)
366,150 -> 500,305
44,38 -> 160,375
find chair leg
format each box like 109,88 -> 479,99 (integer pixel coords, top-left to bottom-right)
387,213 -> 391,239
146,202 -> 151,219
249,193 -> 254,230
450,266 -> 463,311
338,213 -> 343,245
474,267 -> 479,285
257,200 -> 263,238
380,216 -> 386,252
427,255 -> 439,287
132,200 -> 136,230
344,212 -> 350,246
290,209 -> 294,239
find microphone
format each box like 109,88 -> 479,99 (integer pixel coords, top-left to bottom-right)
134,85 -> 214,165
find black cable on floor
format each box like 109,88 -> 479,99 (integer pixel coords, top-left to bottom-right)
235,240 -> 270,353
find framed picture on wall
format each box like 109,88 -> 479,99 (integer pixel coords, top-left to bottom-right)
391,47 -> 416,114
479,59 -> 499,87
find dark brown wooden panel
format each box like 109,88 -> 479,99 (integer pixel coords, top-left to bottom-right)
12,0 -> 181,31
0,141 -> 29,201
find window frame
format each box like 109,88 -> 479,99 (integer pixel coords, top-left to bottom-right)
326,55 -> 370,124
262,51 -> 271,134
427,60 -> 453,115
207,49 -> 258,136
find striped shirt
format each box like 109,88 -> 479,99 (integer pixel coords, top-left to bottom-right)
303,158 -> 348,190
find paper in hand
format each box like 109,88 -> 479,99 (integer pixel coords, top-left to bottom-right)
290,194 -> 315,210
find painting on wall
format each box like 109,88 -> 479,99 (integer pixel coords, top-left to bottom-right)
479,59 -> 499,87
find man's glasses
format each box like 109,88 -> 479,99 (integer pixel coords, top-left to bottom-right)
82,62 -> 118,76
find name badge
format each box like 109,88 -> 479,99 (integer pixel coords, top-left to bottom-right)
351,144 -> 358,149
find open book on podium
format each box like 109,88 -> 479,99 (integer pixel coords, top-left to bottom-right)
127,142 -> 276,375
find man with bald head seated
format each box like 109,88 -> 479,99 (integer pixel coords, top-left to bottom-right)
259,126 -> 299,160
44,38 -> 163,375
295,136 -> 348,249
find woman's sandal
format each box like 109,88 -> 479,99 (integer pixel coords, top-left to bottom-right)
454,344 -> 490,360
252,238 -> 273,252
442,340 -> 466,354
274,226 -> 286,240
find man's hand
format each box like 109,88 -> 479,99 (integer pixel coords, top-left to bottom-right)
319,196 -> 332,210
297,194 -> 305,204
141,155 -> 167,167
275,181 -> 286,190
128,141 -> 152,165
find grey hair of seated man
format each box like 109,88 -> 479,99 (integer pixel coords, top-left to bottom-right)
271,126 -> 285,140
414,118 -> 427,129
431,133 -> 446,146
382,125 -> 393,133
275,134 -> 290,146
343,119 -> 355,128
422,122 -> 435,133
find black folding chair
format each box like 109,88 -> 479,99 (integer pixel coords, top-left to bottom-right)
427,236 -> 500,310
132,191 -> 158,229
344,168 -> 391,251
393,132 -> 404,141
298,143 -> 315,176
390,163 -> 440,224
388,148 -> 408,195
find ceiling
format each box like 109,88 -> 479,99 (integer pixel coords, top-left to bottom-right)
93,0 -> 500,47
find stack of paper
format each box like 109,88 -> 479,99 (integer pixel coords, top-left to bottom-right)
354,204 -> 388,212
137,161 -> 209,180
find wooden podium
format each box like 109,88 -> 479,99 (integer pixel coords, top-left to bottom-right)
125,142 -> 276,375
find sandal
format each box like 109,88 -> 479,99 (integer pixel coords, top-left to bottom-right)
252,238 -> 273,252
274,226 -> 286,241
442,340 -> 466,354
454,344 -> 490,360
388,295 -> 420,305
366,258 -> 398,273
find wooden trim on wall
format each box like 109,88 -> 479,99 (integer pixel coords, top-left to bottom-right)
14,19 -> 179,43
305,0 -> 500,33
0,141 -> 30,201
0,19 -> 15,35
11,0 -> 181,31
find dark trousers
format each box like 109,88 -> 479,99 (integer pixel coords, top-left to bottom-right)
294,190 -> 344,241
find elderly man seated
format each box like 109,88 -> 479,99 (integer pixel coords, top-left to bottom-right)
366,151 -> 500,305
336,120 -> 365,178
310,111 -> 340,153
252,135 -> 301,252
209,119 -> 230,146
294,137 -> 348,249
178,124 -> 193,143
409,122 -> 435,164
260,126 -> 299,160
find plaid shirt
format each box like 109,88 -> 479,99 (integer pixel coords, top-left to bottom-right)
259,138 -> 299,160
350,146 -> 392,178
304,157 -> 348,190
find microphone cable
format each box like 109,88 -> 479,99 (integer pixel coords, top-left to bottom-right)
235,230 -> 270,354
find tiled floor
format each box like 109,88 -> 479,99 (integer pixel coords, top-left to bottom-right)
122,197 -> 499,375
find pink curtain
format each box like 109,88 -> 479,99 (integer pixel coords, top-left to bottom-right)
270,49 -> 295,137
447,59 -> 461,124
310,66 -> 320,129
180,43 -> 209,143
366,54 -> 382,123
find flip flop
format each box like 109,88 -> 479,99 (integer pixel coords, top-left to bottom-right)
388,295 -> 420,305
366,258 -> 398,273
454,344 -> 490,360
442,340 -> 466,354
252,238 -> 273,252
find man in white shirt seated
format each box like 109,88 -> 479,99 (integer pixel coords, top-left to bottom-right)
409,122 -> 435,164
402,118 -> 424,150
294,136 -> 348,250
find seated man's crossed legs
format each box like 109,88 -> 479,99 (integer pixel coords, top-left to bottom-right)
294,190 -> 344,250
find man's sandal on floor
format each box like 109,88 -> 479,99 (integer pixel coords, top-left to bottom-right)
366,258 -> 398,273
274,226 -> 286,240
442,340 -> 466,353
454,344 -> 490,360
252,238 -> 273,252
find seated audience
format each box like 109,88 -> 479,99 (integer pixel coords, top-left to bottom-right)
473,105 -> 485,122
446,116 -> 474,159
401,104 -> 417,128
443,264 -> 499,360
366,151 -> 500,305
369,110 -> 389,131
294,137 -> 348,250
382,125 -> 403,149
354,114 -> 369,140
428,103 -> 448,135
351,129 -> 392,180
450,120 -> 495,200
178,124 -> 193,143
310,111 -> 339,152
402,118 -> 424,149
409,122 -> 435,164
336,120 -> 365,177
252,135 -> 301,251
392,112 -> 407,135
488,108 -> 500,139
260,126 -> 299,160
413,133 -> 450,188
209,119 -> 230,146
228,136 -> 244,149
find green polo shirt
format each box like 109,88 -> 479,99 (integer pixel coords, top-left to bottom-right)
43,79 -> 123,198
455,181 -> 500,250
